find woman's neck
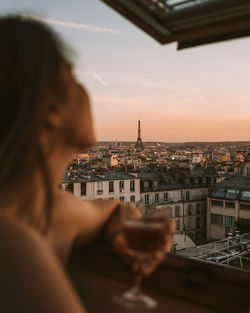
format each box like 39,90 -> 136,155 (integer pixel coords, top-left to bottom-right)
47,144 -> 78,191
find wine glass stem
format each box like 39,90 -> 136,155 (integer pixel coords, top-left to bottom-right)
130,273 -> 143,295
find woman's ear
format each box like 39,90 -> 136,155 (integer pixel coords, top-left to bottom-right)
45,102 -> 64,130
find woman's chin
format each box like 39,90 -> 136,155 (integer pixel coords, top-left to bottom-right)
80,137 -> 96,150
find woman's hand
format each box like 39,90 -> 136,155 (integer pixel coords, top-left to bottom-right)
112,217 -> 176,276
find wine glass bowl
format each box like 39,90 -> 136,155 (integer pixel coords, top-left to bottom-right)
124,219 -> 167,255
113,212 -> 171,310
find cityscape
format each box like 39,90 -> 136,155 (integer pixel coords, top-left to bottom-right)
0,0 -> 249,311
61,120 -> 250,271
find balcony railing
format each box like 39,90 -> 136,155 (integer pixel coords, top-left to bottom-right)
68,243 -> 250,313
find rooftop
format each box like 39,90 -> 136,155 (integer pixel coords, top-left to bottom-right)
210,174 -> 250,201
62,171 -> 138,183
188,233 -> 250,272
218,174 -> 250,190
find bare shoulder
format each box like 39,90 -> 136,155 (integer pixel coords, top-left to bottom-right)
0,216 -> 86,313
0,215 -> 44,249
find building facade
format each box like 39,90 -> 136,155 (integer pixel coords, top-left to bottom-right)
207,164 -> 250,239
138,171 -> 208,244
61,172 -> 140,204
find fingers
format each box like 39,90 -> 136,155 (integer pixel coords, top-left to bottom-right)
120,202 -> 142,220
132,250 -> 166,276
165,217 -> 176,235
112,233 -> 127,252
114,234 -> 166,276
164,218 -> 176,252
113,234 -> 140,264
112,217 -> 176,276
133,257 -> 164,276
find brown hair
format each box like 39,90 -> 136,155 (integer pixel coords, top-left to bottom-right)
0,15 -> 70,233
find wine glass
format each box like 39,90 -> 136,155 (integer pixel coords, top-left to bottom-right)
113,207 -> 170,309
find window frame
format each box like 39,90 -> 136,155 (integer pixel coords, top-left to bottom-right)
109,181 -> 114,193
81,182 -> 86,196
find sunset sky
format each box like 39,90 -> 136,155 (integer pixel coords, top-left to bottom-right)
1,0 -> 250,142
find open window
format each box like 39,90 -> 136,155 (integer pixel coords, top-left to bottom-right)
101,0 -> 250,49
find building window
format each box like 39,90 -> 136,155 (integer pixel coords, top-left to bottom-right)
247,168 -> 250,176
175,206 -> 180,217
119,181 -> 124,191
120,196 -> 125,202
225,201 -> 235,208
164,192 -> 168,203
237,218 -> 250,231
187,204 -> 192,216
81,183 -> 86,196
109,181 -> 114,193
155,193 -> 159,203
130,180 -> 135,192
144,181 -> 149,188
96,181 -> 103,195
192,206 -> 196,216
152,181 -> 158,189
225,216 -> 235,227
196,203 -> 201,214
203,216 -> 207,228
211,200 -> 223,207
240,203 -> 250,210
211,213 -> 223,225
186,217 -> 193,231
130,196 -> 135,203
145,194 -> 149,204
186,191 -> 190,201
65,183 -> 74,193
202,177 -> 206,184
196,217 -> 200,229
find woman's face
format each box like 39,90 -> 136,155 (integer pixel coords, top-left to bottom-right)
57,63 -> 96,150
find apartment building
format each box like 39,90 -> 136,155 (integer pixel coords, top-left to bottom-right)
138,171 -> 208,244
207,163 -> 250,239
61,171 -> 140,204
61,166 -> 213,244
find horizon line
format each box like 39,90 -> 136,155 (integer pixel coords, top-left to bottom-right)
95,140 -> 250,144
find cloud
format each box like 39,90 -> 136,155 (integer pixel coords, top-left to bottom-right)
90,72 -> 109,86
96,72 -> 206,94
75,70 -> 110,86
76,70 -> 109,86
21,14 -> 126,34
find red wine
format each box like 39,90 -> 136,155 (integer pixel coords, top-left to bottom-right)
123,220 -> 166,253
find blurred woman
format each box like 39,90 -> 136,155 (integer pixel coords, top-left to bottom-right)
0,15 -> 174,313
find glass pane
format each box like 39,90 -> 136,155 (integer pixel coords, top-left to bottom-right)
226,189 -> 238,200
213,189 -> 226,198
166,0 -> 211,11
241,191 -> 250,201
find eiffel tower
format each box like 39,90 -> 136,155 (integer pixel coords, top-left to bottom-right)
135,120 -> 143,149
